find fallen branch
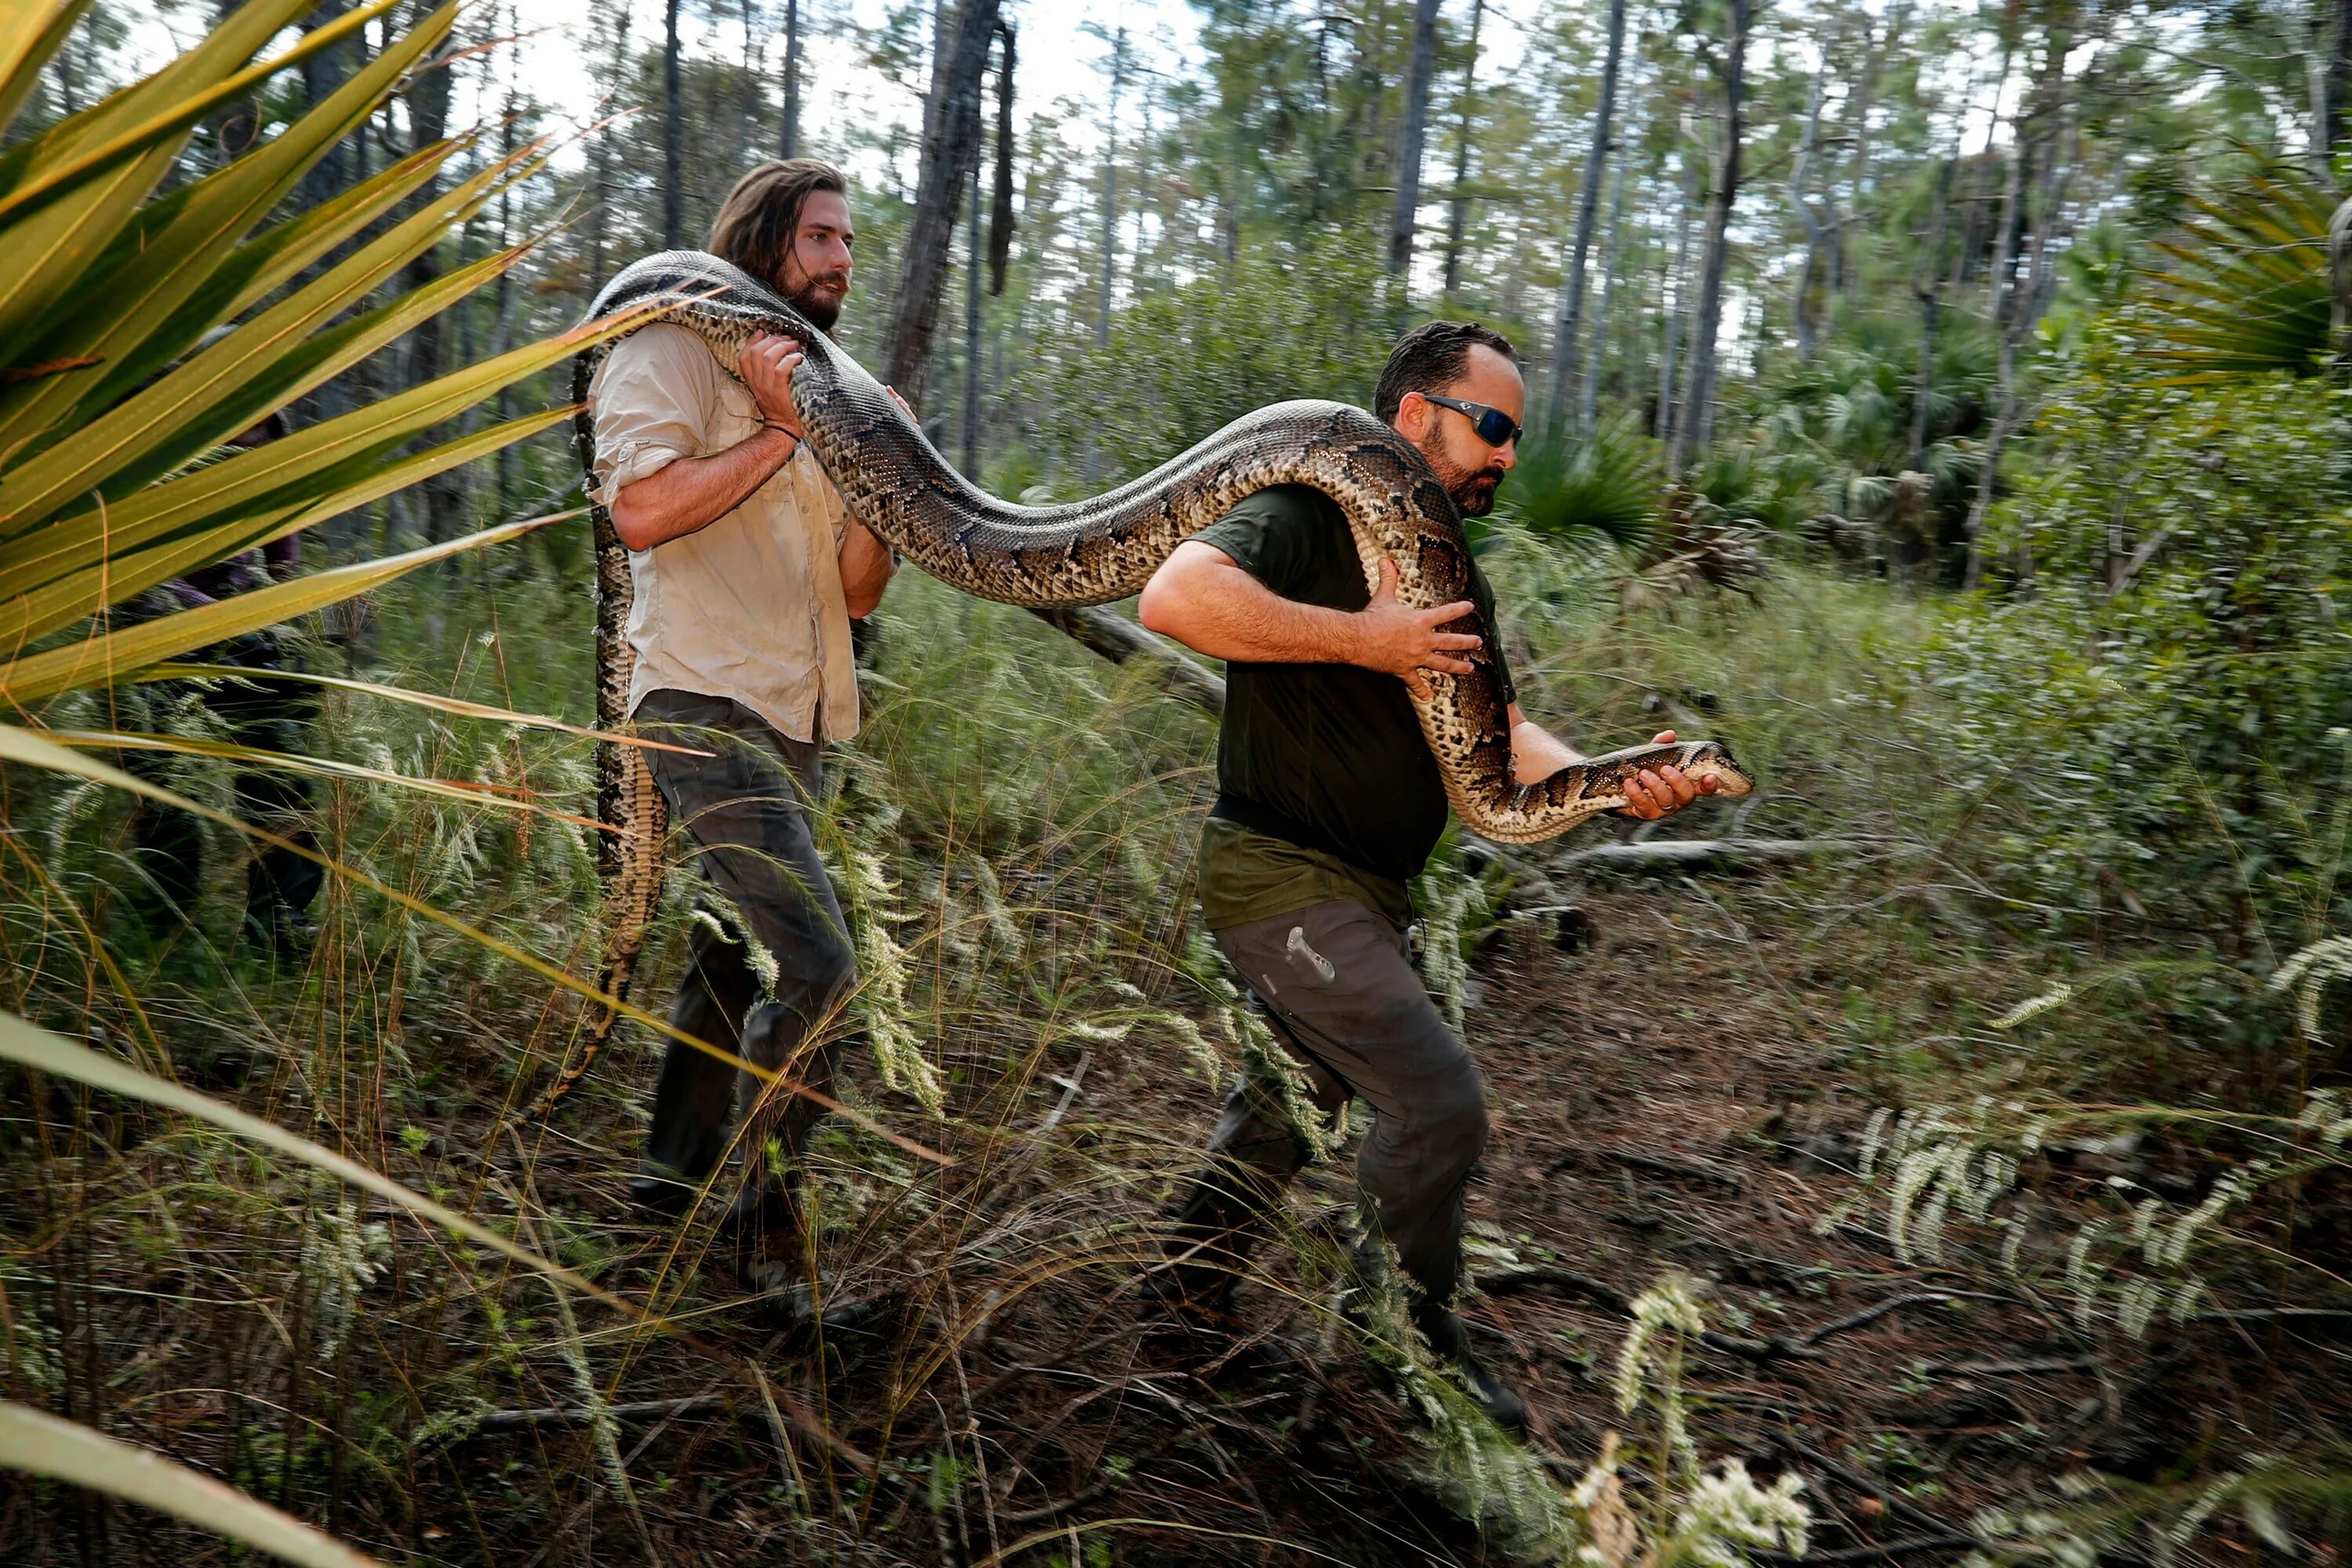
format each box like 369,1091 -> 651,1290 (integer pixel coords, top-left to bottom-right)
1920,1356 -> 2094,1377
1543,838 -> 1918,874
1028,605 -> 1225,715
1797,1292 -> 1953,1348
437,1394 -> 733,1440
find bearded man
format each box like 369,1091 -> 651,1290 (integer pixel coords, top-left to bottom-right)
1134,321 -> 1716,1428
586,160 -> 895,1294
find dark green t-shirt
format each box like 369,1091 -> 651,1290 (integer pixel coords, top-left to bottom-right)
1191,484 -> 1515,916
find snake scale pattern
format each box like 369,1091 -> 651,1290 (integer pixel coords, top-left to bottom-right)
529,251 -> 1752,1116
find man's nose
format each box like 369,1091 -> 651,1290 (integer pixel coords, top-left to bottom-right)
1494,435 -> 1519,469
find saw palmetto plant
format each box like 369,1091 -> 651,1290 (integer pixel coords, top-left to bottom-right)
0,0 -> 654,1547
2139,154 -> 2344,381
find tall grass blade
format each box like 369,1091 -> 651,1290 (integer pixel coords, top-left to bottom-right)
0,1402 -> 379,1568
1,513 -> 570,702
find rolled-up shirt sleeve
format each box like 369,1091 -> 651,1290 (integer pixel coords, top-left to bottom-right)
589,325 -> 717,507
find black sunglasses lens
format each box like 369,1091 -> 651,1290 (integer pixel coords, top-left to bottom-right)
1477,408 -> 1519,447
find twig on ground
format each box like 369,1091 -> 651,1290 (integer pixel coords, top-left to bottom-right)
1797,1292 -> 1954,1348
1921,1356 -> 2095,1377
1541,838 -> 1926,874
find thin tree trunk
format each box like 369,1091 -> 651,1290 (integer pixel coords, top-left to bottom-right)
1581,135 -> 1632,433
962,151 -> 982,474
1658,135 -> 1698,447
1388,0 -> 1443,273
1671,0 -> 1748,471
779,0 -> 801,156
402,13 -> 464,542
1787,50 -> 1828,361
1963,42 -> 2073,590
662,0 -> 683,247
1908,158 -> 1953,474
1948,37 -> 2010,293
986,23 -> 1016,294
1830,6 -> 1904,304
299,0 -> 354,210
1441,0 -> 1484,296
880,0 -> 1004,406
1079,28 -> 1127,484
1548,0 -> 1626,436
590,4 -> 630,295
2332,0 -> 2352,153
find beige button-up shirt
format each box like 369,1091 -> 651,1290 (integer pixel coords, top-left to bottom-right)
587,322 -> 862,744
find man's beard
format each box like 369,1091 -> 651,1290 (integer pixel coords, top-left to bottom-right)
1417,437 -> 1508,517
785,270 -> 849,332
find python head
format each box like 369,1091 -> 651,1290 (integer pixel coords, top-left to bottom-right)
1671,738 -> 1753,798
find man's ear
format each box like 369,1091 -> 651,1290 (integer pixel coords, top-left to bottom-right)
1393,390 -> 1429,442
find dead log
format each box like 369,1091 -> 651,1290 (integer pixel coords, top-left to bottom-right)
1028,605 -> 1225,715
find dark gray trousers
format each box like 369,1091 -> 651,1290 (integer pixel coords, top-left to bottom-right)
633,689 -> 860,1232
1166,898 -> 1491,1305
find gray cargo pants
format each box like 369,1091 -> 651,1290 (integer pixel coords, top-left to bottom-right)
1163,898 -> 1491,1306
632,689 -> 860,1235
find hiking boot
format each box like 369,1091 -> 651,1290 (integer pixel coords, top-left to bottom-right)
1415,1301 -> 1529,1435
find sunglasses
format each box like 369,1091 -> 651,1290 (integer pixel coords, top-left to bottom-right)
1420,392 -> 1524,449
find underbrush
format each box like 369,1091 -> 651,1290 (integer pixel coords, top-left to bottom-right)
6,531 -> 2348,1562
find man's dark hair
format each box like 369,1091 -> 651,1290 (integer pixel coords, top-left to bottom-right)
1373,320 -> 1517,424
708,158 -> 848,285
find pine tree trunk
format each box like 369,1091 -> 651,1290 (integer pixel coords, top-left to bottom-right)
1829,7 -> 1905,303
1548,0 -> 1625,436
1441,0 -> 1484,296
1908,158 -> 1953,474
962,152 -> 982,474
590,4 -> 630,295
2332,0 -> 2352,153
1657,139 -> 1698,446
401,13 -> 465,542
1786,51 -> 1828,361
298,0 -> 353,210
1963,36 -> 2073,590
1671,0 -> 1748,471
780,0 -> 801,157
1080,30 -> 1127,483
1581,143 -> 1632,432
1387,0 -> 1443,273
662,0 -> 684,248
881,0 -> 1004,407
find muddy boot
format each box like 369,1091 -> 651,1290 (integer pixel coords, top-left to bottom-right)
1414,1297 -> 1528,1436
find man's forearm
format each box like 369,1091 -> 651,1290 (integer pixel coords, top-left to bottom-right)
1509,704 -> 1582,784
609,428 -> 797,550
1138,552 -> 1368,665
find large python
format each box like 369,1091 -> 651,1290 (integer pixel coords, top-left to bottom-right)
530,251 -> 1752,1116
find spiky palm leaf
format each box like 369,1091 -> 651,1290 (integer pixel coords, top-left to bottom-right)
0,0 -> 650,710
2140,155 -> 2341,381
0,8 -> 662,1552
1499,417 -> 1664,557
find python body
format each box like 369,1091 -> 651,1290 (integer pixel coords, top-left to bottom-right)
532,251 -> 1751,1115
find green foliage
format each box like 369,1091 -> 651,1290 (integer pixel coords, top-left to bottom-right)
1020,237 -> 1403,482
1921,341 -> 2352,964
2138,157 -> 2344,382
1501,417 -> 1664,556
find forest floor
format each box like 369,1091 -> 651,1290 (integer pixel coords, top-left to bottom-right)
419,866 -> 2345,1567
